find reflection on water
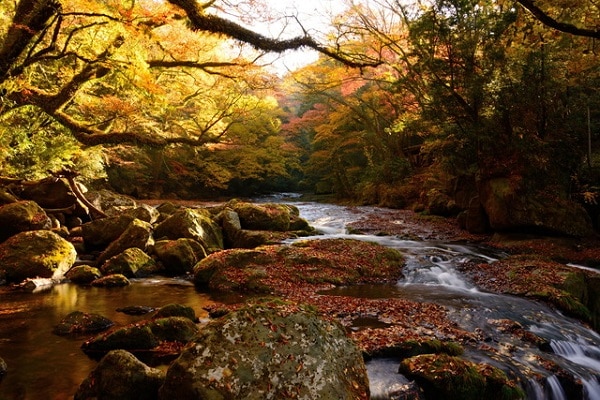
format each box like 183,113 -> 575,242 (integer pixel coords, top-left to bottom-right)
0,279 -> 213,400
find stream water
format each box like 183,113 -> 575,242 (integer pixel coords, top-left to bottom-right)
0,198 -> 600,399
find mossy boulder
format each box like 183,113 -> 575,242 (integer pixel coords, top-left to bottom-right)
153,238 -> 206,276
228,201 -> 291,231
152,303 -> 197,322
0,230 -> 76,283
66,265 -> 102,284
154,208 -> 223,253
80,215 -> 136,248
0,200 -> 52,242
53,311 -> 114,336
96,219 -> 154,266
480,178 -> 593,237
100,247 -> 158,278
148,317 -> 199,342
193,239 -> 404,293
91,274 -> 130,287
82,316 -> 198,358
158,301 -> 369,399
82,325 -> 159,355
75,350 -> 164,400
399,354 -> 524,400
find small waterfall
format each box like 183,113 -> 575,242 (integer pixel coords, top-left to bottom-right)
550,340 -> 600,372
546,375 -> 567,400
400,254 -> 478,292
584,377 -> 600,400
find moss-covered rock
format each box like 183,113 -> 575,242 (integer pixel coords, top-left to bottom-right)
154,208 -> 223,253
158,301 -> 369,399
81,215 -> 135,248
66,265 -> 102,284
100,247 -> 157,278
0,230 -> 76,283
148,317 -> 199,342
53,311 -> 114,336
91,274 -> 130,287
228,201 -> 291,231
0,200 -> 52,242
399,354 -> 524,400
152,303 -> 197,322
193,239 -> 404,294
96,218 -> 154,266
152,238 -> 206,276
82,324 -> 159,355
75,350 -> 164,400
480,178 -> 593,237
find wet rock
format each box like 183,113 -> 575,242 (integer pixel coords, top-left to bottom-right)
148,317 -> 199,342
100,247 -> 158,278
81,215 -> 135,248
66,265 -> 102,284
91,274 -> 130,287
154,208 -> 223,253
74,349 -> 164,400
53,311 -> 114,335
398,353 -> 524,400
96,219 -> 154,266
152,238 -> 206,276
152,304 -> 197,322
0,230 -> 76,283
117,306 -> 156,315
158,301 -> 369,399
0,200 -> 52,242
82,324 -> 158,355
82,316 -> 198,358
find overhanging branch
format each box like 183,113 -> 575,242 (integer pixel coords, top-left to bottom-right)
516,0 -> 600,38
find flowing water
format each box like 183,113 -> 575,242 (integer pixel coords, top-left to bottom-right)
1,198 -> 600,399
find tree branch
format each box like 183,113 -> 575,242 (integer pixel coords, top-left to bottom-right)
516,0 -> 600,38
166,0 -> 381,68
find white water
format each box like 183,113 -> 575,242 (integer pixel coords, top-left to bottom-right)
281,199 -> 600,400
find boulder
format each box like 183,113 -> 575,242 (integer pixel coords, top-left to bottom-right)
154,208 -> 223,253
53,311 -> 114,336
81,215 -> 135,248
91,274 -> 130,287
19,178 -> 76,209
229,201 -> 291,231
107,204 -> 160,223
480,178 -> 593,237
82,316 -> 198,357
152,303 -> 197,322
152,238 -> 206,276
0,200 -> 52,242
66,265 -> 102,284
96,219 -> 154,266
158,302 -> 369,399
0,230 -> 76,283
100,247 -> 158,278
74,350 -> 164,400
398,354 -> 524,400
86,189 -> 137,212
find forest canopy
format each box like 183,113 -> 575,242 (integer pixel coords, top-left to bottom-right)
1,0 -> 600,225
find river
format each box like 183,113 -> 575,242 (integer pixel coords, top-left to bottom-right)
0,198 -> 599,399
